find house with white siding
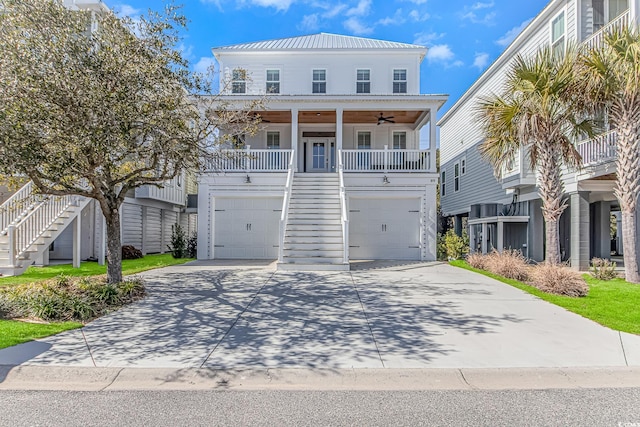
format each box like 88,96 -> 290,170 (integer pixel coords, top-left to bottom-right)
439,0 -> 637,269
197,33 -> 446,270
0,0 -> 197,276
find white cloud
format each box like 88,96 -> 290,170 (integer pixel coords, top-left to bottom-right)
377,9 -> 406,26
247,0 -> 294,11
496,18 -> 533,46
343,17 -> 374,35
471,1 -> 494,9
115,4 -> 141,18
298,14 -> 320,31
322,4 -> 348,18
179,43 -> 195,61
427,44 -> 454,62
346,0 -> 371,17
461,10 -> 496,25
194,57 -> 216,74
460,1 -> 496,26
473,52 -> 489,69
413,31 -> 445,46
409,10 -> 430,22
404,0 -> 427,4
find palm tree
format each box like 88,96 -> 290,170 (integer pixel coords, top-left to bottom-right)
475,46 -> 594,264
578,27 -> 640,283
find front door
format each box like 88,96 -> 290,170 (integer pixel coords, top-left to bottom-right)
310,140 -> 329,172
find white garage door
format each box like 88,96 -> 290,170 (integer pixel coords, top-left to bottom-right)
214,197 -> 282,259
349,198 -> 421,260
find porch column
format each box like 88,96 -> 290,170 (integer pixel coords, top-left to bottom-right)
528,199 -> 544,262
429,107 -> 437,172
336,107 -> 343,150
631,0 -> 639,26
72,216 -> 81,268
592,201 -> 611,259
570,192 -> 590,271
481,222 -> 488,254
454,215 -> 463,236
497,221 -> 504,253
291,108 -> 299,172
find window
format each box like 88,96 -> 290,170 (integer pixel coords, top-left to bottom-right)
461,157 -> 466,175
266,131 -> 280,148
357,131 -> 371,149
356,69 -> 370,94
232,69 -> 246,94
441,171 -> 446,196
454,162 -> 460,192
393,69 -> 407,94
266,69 -> 280,94
392,131 -> 407,149
551,11 -> 565,57
312,69 -> 326,94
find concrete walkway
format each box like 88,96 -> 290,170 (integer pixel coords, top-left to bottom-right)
0,261 -> 638,370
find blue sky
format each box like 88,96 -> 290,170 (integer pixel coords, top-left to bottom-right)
102,0 -> 549,114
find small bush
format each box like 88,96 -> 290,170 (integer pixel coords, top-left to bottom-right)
528,263 -> 589,297
485,250 -> 530,282
187,232 -> 197,259
466,252 -> 488,270
167,223 -> 187,259
0,275 -> 146,322
122,245 -> 143,260
441,229 -> 468,260
590,257 -> 617,281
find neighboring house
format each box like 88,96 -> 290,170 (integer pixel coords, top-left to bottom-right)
0,0 -> 197,276
197,33 -> 447,270
439,0 -> 637,269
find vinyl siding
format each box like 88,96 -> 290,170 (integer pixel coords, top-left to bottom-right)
122,203 -> 143,249
144,207 -> 162,253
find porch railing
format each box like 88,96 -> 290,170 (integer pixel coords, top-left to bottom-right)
341,148 -> 432,172
583,9 -> 630,50
205,147 -> 293,172
577,130 -> 617,166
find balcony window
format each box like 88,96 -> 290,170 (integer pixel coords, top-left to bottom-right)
232,69 -> 246,94
357,131 -> 371,149
392,131 -> 407,149
312,69 -> 326,94
551,11 -> 565,57
266,69 -> 280,94
356,69 -> 370,94
266,131 -> 280,149
393,69 -> 407,94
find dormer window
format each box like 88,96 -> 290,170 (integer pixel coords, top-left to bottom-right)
232,69 -> 247,94
393,69 -> 407,94
312,69 -> 326,94
356,69 -> 370,94
266,69 -> 280,94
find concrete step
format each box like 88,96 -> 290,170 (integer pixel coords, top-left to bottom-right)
281,255 -> 345,264
277,262 -> 349,271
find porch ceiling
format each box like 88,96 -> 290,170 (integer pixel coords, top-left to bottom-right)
253,109 -> 427,125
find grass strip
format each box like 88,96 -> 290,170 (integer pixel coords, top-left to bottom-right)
0,319 -> 82,349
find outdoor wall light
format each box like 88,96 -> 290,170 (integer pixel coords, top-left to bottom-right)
244,174 -> 251,183
383,175 -> 390,184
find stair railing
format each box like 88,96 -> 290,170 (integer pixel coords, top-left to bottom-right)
6,194 -> 83,267
338,150 -> 349,265
0,181 -> 41,234
278,154 -> 295,263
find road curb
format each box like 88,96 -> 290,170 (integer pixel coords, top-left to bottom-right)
1,366 -> 640,391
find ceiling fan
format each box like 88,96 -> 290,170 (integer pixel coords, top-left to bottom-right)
377,112 -> 395,125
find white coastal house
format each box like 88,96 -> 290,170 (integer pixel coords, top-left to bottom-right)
439,0 -> 638,269
197,33 -> 447,270
0,0 -> 197,276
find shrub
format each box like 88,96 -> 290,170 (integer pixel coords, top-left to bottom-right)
590,257 -> 618,281
484,250 -> 530,282
187,232 -> 197,259
122,245 -> 143,260
528,263 -> 589,297
0,275 -> 146,322
441,229 -> 468,260
167,223 -> 186,259
466,252 -> 488,270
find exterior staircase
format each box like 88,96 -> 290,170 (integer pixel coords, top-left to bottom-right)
0,181 -> 90,276
278,173 -> 349,271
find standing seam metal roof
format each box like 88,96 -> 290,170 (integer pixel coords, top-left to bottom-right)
213,33 -> 426,51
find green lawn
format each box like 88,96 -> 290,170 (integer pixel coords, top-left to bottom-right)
450,259 -> 640,335
0,254 -> 193,349
0,254 -> 193,287
0,319 -> 82,349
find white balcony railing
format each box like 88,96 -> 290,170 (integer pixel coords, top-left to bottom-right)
584,10 -> 630,50
577,130 -> 618,166
341,148 -> 432,172
204,147 -> 293,172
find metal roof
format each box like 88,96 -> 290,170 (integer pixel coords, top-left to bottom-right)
213,33 -> 426,52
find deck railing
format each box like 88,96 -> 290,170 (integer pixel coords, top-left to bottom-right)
341,148 -> 431,172
583,10 -> 630,50
577,130 -> 617,166
204,147 -> 293,172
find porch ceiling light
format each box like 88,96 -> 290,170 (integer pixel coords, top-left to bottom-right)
244,174 -> 251,183
383,175 -> 390,184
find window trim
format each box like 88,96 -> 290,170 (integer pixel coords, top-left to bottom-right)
550,9 -> 566,57
356,130 -> 372,149
356,68 -> 371,94
393,68 -> 407,94
266,131 -> 280,149
266,69 -> 280,94
312,68 -> 326,94
392,131 -> 407,149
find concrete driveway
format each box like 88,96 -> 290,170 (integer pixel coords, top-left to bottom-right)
0,261 -> 638,369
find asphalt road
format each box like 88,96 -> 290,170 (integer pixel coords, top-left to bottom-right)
1,388 -> 639,426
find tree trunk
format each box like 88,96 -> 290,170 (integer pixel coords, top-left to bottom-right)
103,205 -> 123,284
537,145 -> 566,265
621,211 -> 640,283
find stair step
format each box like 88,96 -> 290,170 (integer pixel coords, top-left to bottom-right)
287,219 -> 341,225
281,256 -> 345,264
288,213 -> 341,219
286,224 -> 342,231
285,238 -> 343,245
284,242 -> 343,250
285,232 -> 343,239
